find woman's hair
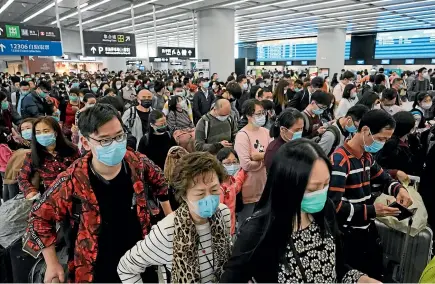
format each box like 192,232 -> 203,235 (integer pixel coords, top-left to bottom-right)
83,93 -> 96,102
242,99 -> 262,117
342,84 -> 356,100
0,126 -> 9,144
149,109 -> 165,125
216,147 -> 239,162
392,111 -> 416,138
31,116 -> 77,168
269,108 -> 303,138
413,92 -> 431,109
273,79 -> 289,106
19,118 -> 36,133
0,91 -> 7,101
357,90 -> 379,110
168,95 -> 181,113
172,152 -> 227,203
256,139 -> 332,263
164,146 -> 189,184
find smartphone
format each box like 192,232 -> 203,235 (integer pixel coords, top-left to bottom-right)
388,201 -> 416,221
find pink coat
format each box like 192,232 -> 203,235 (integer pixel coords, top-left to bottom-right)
0,144 -> 12,172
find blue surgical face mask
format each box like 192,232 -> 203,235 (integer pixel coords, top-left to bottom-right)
363,130 -> 385,153
21,90 -> 29,95
36,133 -> 56,147
345,120 -> 357,133
312,108 -> 324,115
39,91 -> 47,98
71,83 -> 80,88
253,115 -> 266,127
189,194 -> 220,218
203,82 -> 210,89
94,140 -> 127,166
224,164 -> 240,176
91,87 -> 98,93
291,130 -> 302,140
295,88 -> 301,92
301,185 -> 328,213
21,129 -> 32,140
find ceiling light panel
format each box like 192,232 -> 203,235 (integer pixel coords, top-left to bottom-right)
0,0 -> 15,16
110,14 -> 188,32
49,0 -> 111,25
23,0 -> 63,23
220,0 -> 250,7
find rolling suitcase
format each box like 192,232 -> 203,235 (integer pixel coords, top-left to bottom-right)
375,218 -> 433,283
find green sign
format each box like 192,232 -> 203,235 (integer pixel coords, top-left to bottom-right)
5,25 -> 20,39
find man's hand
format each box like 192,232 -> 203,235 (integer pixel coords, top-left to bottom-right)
374,203 -> 400,217
26,192 -> 38,200
358,275 -> 382,283
71,124 -> 78,134
251,152 -> 265,161
396,187 -> 413,207
220,140 -> 233,148
396,170 -> 410,184
44,262 -> 65,283
317,126 -> 327,135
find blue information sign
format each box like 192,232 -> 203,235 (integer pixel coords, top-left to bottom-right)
0,39 -> 62,56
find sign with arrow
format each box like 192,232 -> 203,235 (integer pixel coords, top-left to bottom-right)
0,22 -> 61,41
83,31 -> 136,57
157,46 -> 195,59
0,39 -> 62,56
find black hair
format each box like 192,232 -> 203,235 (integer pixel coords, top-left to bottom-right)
342,71 -> 355,80
104,88 -> 116,96
310,77 -> 324,89
226,82 -> 242,99
125,75 -> 135,82
0,91 -> 6,102
294,79 -> 303,86
392,78 -> 404,85
270,107 -> 303,138
37,81 -> 51,92
0,126 -> 10,144
83,93 -> 96,102
381,88 -> 397,101
250,85 -> 262,99
357,109 -> 396,134
345,105 -> 370,122
342,84 -> 356,100
78,103 -> 123,137
216,147 -> 239,162
379,68 -> 385,73
242,99 -> 262,117
310,90 -> 331,106
20,81 -> 30,87
357,91 -> 380,110
375,74 -> 386,85
412,92 -> 431,108
226,75 -> 235,82
418,67 -> 426,74
98,95 -> 125,114
260,99 -> 274,111
369,75 -> 375,83
392,111 -> 416,138
149,109 -> 165,125
173,82 -> 183,89
168,95 -> 181,113
236,74 -> 247,83
31,116 -> 77,168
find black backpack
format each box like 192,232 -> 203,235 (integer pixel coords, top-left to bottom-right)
325,126 -> 341,157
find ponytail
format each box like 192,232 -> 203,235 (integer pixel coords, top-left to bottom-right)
270,108 -> 304,138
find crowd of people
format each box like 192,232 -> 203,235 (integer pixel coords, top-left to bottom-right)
0,65 -> 434,283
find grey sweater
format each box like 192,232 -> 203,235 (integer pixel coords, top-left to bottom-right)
194,113 -> 237,154
167,110 -> 194,133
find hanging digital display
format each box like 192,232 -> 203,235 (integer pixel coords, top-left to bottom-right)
256,35 -> 351,61
375,29 -> 435,59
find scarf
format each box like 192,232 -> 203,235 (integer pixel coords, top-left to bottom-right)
171,202 -> 231,283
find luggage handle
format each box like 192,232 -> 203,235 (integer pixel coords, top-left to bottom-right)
396,217 -> 413,282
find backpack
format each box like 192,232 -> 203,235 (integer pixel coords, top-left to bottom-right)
357,84 -> 371,101
325,125 -> 341,157
125,106 -> 137,130
202,113 -> 233,143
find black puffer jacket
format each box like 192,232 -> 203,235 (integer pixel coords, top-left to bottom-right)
21,92 -> 54,119
220,199 -> 353,283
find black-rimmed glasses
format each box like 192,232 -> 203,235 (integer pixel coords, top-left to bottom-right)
88,133 -> 127,147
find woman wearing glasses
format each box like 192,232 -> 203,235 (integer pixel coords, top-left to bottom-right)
234,99 -> 271,226
301,91 -> 332,139
18,116 -> 79,199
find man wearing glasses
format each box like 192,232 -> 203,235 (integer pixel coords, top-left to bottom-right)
301,90 -> 332,139
25,104 -> 171,283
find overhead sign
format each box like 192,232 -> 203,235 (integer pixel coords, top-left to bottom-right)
381,59 -> 391,65
405,59 -> 415,64
357,60 -> 365,64
149,57 -> 169,62
157,46 -> 195,58
301,60 -> 308,65
83,31 -> 136,57
286,61 -> 292,65
126,60 -> 143,65
432,59 -> 435,64
0,22 -> 62,56
79,56 -> 96,61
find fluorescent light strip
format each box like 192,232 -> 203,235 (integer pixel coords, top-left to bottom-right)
243,0 -> 298,11
380,0 -> 435,9
0,0 -> 15,16
80,0 -> 157,26
145,0 -> 204,15
23,0 -> 63,23
237,7 -> 292,18
50,0 -> 111,25
136,25 -> 196,38
110,13 -> 187,32
220,0 -> 250,7
133,19 -> 193,33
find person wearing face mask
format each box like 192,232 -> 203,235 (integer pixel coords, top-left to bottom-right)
20,81 -> 54,119
212,81 -> 223,96
138,110 -> 176,170
62,89 -> 82,140
118,152 -> 230,283
222,139 -> 378,283
264,108 -> 304,171
152,80 -> 169,111
70,80 -> 80,89
120,75 -> 137,108
216,147 -> 247,235
11,81 -> 30,114
332,71 -> 355,105
318,105 -> 369,157
25,105 -> 171,283
193,78 -> 215,124
112,79 -> 123,94
235,99 -> 271,226
301,90 -> 331,138
391,77 -> 407,102
0,91 -> 21,132
410,67 -> 430,93
411,92 -> 433,129
162,83 -> 193,120
122,89 -> 154,149
195,98 -> 236,154
334,84 -> 358,118
329,109 -> 412,279
272,79 -> 290,115
380,88 -> 403,116
167,95 -> 195,152
72,94 -> 97,146
288,77 -> 324,112
376,111 -> 424,181
236,75 -> 249,112
18,117 -> 78,200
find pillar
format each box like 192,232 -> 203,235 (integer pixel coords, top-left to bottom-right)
197,8 -> 235,79
316,28 -> 346,78
101,57 -> 126,72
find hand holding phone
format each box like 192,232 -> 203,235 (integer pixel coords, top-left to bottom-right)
388,201 -> 416,221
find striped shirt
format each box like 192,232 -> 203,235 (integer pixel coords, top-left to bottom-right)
117,204 -> 231,283
328,142 -> 403,230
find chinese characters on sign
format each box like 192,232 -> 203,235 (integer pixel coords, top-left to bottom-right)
83,31 -> 136,57
157,46 -> 196,58
149,57 -> 169,62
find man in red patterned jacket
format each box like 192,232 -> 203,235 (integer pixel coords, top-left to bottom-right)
26,104 -> 172,283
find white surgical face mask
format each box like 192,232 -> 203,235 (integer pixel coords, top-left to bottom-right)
422,102 -> 433,110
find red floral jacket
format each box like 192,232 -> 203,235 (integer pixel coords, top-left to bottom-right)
26,150 -> 169,283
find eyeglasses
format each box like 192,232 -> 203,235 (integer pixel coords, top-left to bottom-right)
88,133 -> 127,147
315,103 -> 328,110
222,162 -> 239,166
253,111 -> 267,117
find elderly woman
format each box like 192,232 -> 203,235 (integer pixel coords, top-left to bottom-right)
118,152 -> 231,283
